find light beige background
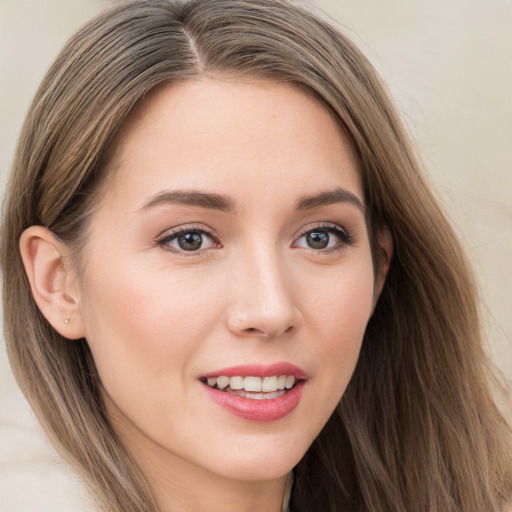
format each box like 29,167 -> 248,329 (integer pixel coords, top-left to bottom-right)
1,0 -> 511,510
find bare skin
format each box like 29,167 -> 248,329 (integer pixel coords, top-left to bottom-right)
21,79 -> 391,511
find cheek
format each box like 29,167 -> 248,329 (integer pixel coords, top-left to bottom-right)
78,261 -> 221,399
308,256 -> 374,334
303,257 -> 375,395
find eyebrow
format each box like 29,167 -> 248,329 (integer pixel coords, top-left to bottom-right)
141,190 -> 236,212
141,186 -> 365,214
296,187 -> 366,214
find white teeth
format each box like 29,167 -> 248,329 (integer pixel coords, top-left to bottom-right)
262,376 -> 278,392
226,388 -> 286,400
204,374 -> 299,394
229,376 -> 244,390
244,376 -> 262,392
216,376 -> 229,389
285,376 -> 296,389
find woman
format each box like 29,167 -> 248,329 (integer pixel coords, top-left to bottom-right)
2,0 -> 511,511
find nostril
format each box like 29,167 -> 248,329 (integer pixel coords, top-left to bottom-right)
227,305 -> 303,339
242,325 -> 295,338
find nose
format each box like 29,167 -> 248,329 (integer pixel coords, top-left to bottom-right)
225,248 -> 303,339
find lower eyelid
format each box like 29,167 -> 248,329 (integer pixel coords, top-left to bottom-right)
156,224 -> 354,252
156,227 -> 219,251
293,224 -> 356,251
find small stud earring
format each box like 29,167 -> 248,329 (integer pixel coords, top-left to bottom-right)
64,317 -> 70,324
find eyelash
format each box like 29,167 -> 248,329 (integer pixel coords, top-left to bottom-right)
156,225 -> 220,255
294,223 -> 356,254
156,223 -> 355,255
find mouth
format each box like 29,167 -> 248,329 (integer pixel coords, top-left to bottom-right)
199,374 -> 300,400
199,362 -> 309,422
199,363 -> 307,421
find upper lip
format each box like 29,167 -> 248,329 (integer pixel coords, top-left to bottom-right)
201,362 -> 308,380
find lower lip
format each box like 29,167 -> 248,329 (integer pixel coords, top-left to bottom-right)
201,381 -> 306,422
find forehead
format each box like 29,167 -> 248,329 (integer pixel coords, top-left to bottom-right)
103,78 -> 362,210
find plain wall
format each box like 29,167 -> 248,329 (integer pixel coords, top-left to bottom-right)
1,1 -> 510,510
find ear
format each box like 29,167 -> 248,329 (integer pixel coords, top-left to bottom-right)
19,226 -> 86,340
372,224 -> 393,309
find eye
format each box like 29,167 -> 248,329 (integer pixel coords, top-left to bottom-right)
294,224 -> 354,251
157,228 -> 218,253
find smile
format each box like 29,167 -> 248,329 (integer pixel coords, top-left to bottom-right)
200,375 -> 297,399
200,364 -> 307,421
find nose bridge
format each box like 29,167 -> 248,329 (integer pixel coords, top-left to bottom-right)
227,240 -> 302,338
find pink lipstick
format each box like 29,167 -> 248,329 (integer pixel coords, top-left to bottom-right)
200,362 -> 307,422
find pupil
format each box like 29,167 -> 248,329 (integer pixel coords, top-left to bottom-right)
178,232 -> 203,251
307,231 -> 329,249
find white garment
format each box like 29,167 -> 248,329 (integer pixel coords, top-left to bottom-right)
281,472 -> 293,512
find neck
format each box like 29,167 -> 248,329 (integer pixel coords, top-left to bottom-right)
151,461 -> 290,512
107,399 -> 290,512
133,442 -> 290,512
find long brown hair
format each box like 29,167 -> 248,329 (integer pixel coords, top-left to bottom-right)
2,1 -> 511,511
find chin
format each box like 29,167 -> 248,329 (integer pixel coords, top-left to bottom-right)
202,431 -> 312,482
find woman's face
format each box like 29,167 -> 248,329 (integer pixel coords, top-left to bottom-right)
74,79 -> 380,483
